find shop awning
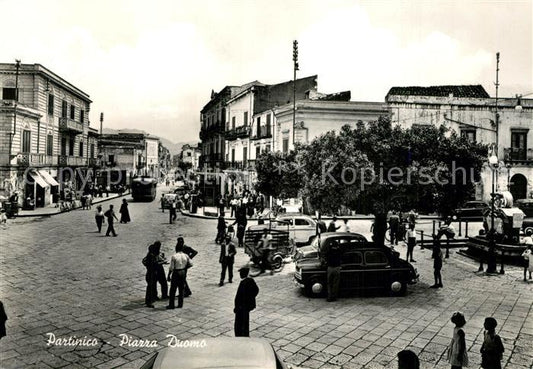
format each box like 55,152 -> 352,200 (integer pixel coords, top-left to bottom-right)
29,172 -> 48,188
38,170 -> 59,186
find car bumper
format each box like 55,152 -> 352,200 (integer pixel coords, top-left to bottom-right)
293,275 -> 304,288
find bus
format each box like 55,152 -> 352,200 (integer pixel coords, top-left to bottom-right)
131,176 -> 158,201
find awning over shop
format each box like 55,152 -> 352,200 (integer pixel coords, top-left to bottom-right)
29,172 -> 48,188
38,170 -> 59,186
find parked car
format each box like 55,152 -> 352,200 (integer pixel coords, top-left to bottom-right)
294,232 -> 368,261
161,193 -> 177,210
248,215 -> 317,246
294,232 -> 418,297
140,337 -> 289,369
453,200 -> 488,220
516,199 -> 533,236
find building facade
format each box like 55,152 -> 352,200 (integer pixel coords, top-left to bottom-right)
0,62 -> 94,208
386,85 -> 533,201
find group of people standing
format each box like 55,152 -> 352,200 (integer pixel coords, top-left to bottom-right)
219,191 -> 265,219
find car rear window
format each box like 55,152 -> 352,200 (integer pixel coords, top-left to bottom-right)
342,252 -> 363,265
365,251 -> 388,265
295,218 -> 312,226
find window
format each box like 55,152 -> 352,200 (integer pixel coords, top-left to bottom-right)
90,143 -> 95,159
243,147 -> 247,166
231,149 -> 235,162
232,116 -> 236,129
461,130 -> 476,143
257,116 -> 261,125
61,137 -> 67,155
80,109 -> 84,123
22,130 -> 31,152
79,141 -> 84,157
342,252 -> 363,265
266,113 -> 271,126
48,94 -> 54,115
2,87 -> 17,100
46,135 -> 53,156
187,152 -> 192,157
256,146 -> 261,159
243,111 -> 248,126
511,131 -> 527,160
70,105 -> 75,119
69,138 -> 74,156
109,154 -> 115,164
62,101 -> 68,118
294,218 -> 312,226
282,138 -> 289,154
365,251 -> 388,265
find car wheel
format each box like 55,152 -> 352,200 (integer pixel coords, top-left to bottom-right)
390,278 -> 407,297
305,278 -> 324,297
525,227 -> 533,236
271,254 -> 283,271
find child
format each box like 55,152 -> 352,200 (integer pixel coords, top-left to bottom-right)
406,223 -> 416,262
521,241 -> 533,282
480,317 -> 504,369
447,312 -> 469,368
430,237 -> 443,288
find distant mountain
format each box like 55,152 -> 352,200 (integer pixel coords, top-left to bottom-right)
101,128 -> 198,156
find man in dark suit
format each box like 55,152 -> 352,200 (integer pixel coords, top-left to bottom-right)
219,235 -> 236,286
234,266 -> 259,337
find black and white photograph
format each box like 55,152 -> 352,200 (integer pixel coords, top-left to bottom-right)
0,1 -> 532,368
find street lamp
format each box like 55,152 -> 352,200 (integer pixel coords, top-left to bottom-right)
486,145 -> 499,274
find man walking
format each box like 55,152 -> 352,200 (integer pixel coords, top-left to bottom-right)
234,266 -> 259,337
166,242 -> 192,309
219,235 -> 236,286
316,213 -> 327,236
104,204 -> 118,237
327,216 -> 340,232
389,211 -> 400,245
169,199 -> 177,224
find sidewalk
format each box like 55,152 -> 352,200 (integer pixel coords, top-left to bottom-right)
15,192 -> 130,218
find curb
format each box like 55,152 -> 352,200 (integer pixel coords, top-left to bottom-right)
14,192 -> 131,218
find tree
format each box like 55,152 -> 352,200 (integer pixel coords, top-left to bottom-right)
254,151 -> 303,199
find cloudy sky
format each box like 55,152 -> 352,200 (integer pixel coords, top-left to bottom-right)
2,0 -> 531,143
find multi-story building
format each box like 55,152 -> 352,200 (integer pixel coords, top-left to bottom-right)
180,144 -> 201,170
0,62 -> 94,208
386,85 -> 533,201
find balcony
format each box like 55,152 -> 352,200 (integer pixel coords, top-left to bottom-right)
251,125 -> 272,140
17,153 -> 55,167
224,161 -> 245,170
58,155 -> 87,167
225,125 -> 250,141
200,123 -> 225,141
503,148 -> 533,166
58,117 -> 83,134
88,158 -> 102,167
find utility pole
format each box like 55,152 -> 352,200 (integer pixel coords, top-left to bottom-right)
8,60 -> 21,166
99,112 -> 104,135
494,52 -> 500,151
292,40 -> 299,150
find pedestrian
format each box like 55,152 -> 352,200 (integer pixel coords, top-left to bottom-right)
177,236 -> 197,297
338,218 -> 350,232
447,312 -> 469,369
160,194 -> 165,213
153,241 -> 169,300
521,241 -> 532,282
119,199 -> 131,223
480,317 -> 504,369
105,185 -> 110,197
397,349 -> 420,369
230,196 -> 237,218
86,194 -> 92,209
408,209 -> 417,227
166,241 -> 192,309
218,196 -> 225,217
219,235 -> 236,286
169,200 -> 177,224
257,230 -> 273,274
438,216 -> 456,240
143,244 -> 158,308
215,215 -> 227,244
316,213 -> 327,236
389,210 -> 400,245
322,239 -> 342,302
233,207 -> 247,248
430,237 -> 443,288
94,205 -> 105,233
0,301 -> 7,340
234,266 -> 259,337
80,195 -> 87,210
327,216 -> 340,232
406,222 -> 417,262
104,204 -> 118,237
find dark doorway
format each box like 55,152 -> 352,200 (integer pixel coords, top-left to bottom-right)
510,174 -> 527,200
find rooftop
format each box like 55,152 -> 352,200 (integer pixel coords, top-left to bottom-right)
386,85 -> 490,99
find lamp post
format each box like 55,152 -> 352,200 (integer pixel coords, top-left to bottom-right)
292,40 -> 299,150
487,147 -> 499,274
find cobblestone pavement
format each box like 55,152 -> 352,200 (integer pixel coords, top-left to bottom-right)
0,193 -> 532,369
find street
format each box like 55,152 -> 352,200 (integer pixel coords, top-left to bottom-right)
0,193 -> 532,369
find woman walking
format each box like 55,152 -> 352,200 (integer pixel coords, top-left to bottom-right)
95,205 -> 105,233
143,244 -> 159,308
119,199 -> 131,223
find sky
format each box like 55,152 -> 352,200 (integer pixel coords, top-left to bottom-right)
2,0 -> 532,144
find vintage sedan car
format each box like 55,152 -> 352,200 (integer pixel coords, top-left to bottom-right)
294,232 -> 368,261
248,215 -> 317,246
140,337 -> 289,369
453,200 -> 488,220
516,199 -> 533,235
294,233 -> 418,297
